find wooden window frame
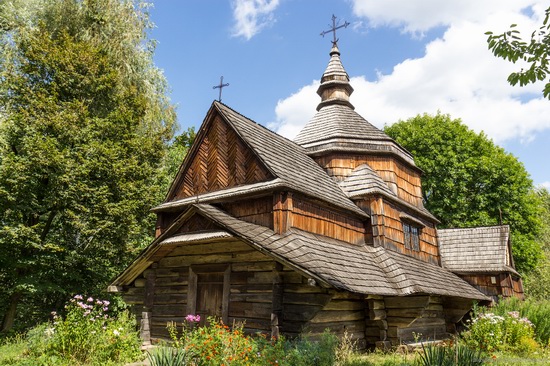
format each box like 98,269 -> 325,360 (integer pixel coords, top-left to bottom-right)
402,222 -> 421,251
186,264 -> 230,324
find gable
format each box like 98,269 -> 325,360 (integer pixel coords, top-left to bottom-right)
168,113 -> 274,201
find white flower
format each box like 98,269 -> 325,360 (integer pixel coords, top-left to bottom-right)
113,329 -> 120,336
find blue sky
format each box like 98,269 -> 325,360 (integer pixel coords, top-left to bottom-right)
149,0 -> 550,188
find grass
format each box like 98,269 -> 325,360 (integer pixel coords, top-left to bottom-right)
0,335 -> 27,365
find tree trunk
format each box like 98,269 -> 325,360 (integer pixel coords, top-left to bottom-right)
1,292 -> 22,333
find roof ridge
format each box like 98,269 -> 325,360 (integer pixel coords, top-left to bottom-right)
438,224 -> 510,231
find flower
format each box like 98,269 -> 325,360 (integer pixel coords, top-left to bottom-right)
185,314 -> 201,322
113,329 -> 120,336
74,294 -> 83,300
87,297 -> 94,302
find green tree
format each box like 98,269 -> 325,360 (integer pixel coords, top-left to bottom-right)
523,187 -> 550,299
0,0 -> 175,332
486,6 -> 550,98
384,113 -> 543,273
161,126 -> 196,190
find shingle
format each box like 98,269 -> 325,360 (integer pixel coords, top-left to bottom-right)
195,204 -> 487,300
294,104 -> 417,167
438,226 -> 517,274
214,102 -> 367,218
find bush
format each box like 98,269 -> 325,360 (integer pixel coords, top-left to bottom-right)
461,305 -> 538,354
490,296 -> 550,346
23,295 -> 142,365
165,316 -> 342,366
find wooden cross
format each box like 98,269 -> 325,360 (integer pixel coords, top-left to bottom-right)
320,14 -> 350,45
213,76 -> 230,102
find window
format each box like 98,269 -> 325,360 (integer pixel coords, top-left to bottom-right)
403,222 -> 420,251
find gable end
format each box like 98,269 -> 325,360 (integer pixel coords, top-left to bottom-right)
168,111 -> 274,201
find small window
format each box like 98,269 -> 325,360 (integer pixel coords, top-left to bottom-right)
403,222 -> 421,251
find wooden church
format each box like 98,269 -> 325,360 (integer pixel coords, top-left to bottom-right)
108,40 -> 523,348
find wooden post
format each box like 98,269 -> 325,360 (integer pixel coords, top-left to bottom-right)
155,215 -> 163,238
142,264 -> 156,344
187,268 -> 198,315
222,266 -> 231,324
273,192 -> 293,234
271,262 -> 284,339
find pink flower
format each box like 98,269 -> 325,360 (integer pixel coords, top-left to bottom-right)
185,314 -> 200,322
103,300 -> 110,306
87,297 -> 94,302
74,295 -> 83,300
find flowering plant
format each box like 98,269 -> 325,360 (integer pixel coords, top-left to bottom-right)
27,295 -> 141,365
462,307 -> 538,353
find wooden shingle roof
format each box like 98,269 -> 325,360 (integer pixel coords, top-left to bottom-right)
213,101 -> 367,218
438,225 -> 518,275
339,164 -> 397,198
339,165 -> 439,223
193,204 -> 487,300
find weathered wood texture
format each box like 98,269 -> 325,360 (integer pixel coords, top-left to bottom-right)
306,291 -> 370,350
365,296 -> 387,347
291,194 -> 366,244
385,295 -> 448,345
358,198 -> 439,264
221,196 -> 274,229
156,212 -> 180,238
313,154 -> 423,207
442,296 -> 476,334
169,115 -> 274,201
176,214 -> 219,234
459,273 -> 524,301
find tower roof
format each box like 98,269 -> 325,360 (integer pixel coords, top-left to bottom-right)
316,43 -> 354,111
294,44 -> 418,168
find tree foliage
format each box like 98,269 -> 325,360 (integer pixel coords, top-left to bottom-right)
486,6 -> 550,98
0,0 -> 176,331
523,187 -> 550,299
384,113 -> 544,273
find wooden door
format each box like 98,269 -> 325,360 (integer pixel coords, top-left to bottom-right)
196,273 -> 224,325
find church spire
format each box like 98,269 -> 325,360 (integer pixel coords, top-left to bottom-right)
316,38 -> 354,111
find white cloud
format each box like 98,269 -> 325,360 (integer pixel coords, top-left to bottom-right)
268,83 -> 318,138
270,0 -> 550,145
231,0 -> 280,40
540,181 -> 550,190
350,0 -> 537,35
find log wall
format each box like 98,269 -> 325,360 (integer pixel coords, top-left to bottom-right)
359,198 -> 439,264
313,154 -> 423,207
385,295 -> 447,344
169,115 -> 274,201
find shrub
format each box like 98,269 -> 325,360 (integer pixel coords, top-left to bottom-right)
24,294 -> 142,365
166,316 -> 342,366
491,296 -> 550,346
168,316 -> 263,365
461,306 -> 538,354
